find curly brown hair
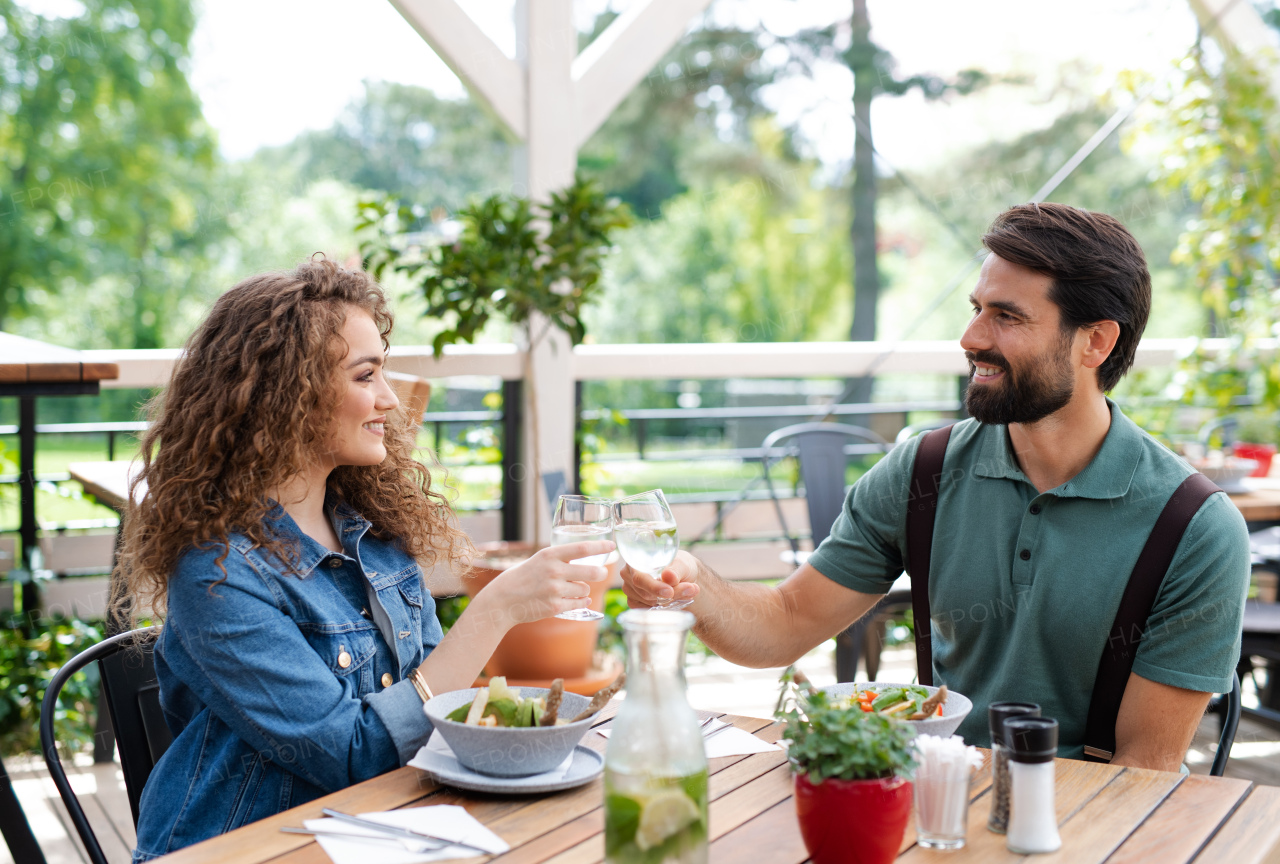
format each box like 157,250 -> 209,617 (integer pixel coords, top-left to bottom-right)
113,256 -> 470,625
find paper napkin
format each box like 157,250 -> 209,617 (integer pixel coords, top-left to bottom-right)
407,730 -> 575,783
597,718 -> 779,758
304,805 -> 508,864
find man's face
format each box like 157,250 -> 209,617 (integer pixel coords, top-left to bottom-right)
960,254 -> 1079,426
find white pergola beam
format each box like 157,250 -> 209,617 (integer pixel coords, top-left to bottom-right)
387,0 -> 527,138
1187,0 -> 1280,99
572,0 -> 714,149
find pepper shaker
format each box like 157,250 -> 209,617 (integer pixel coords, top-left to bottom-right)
987,702 -> 1041,834
1004,717 -> 1062,855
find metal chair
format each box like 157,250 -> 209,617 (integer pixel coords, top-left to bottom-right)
758,422 -> 899,681
40,626 -> 171,864
1208,671 -> 1242,777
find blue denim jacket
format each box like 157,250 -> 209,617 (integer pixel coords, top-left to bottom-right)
132,501 -> 442,861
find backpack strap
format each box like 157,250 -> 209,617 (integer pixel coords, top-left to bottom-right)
906,425 -> 955,687
1082,472 -> 1221,762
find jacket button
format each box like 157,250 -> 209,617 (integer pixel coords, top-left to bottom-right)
360,607 -> 371,619
381,673 -> 393,688
337,651 -> 352,669
329,558 -> 342,568
1019,549 -> 1031,561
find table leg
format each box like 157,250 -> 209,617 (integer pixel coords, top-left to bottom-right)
0,755 -> 46,864
17,397 -> 36,572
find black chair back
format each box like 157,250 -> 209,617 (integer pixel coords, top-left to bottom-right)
759,422 -> 889,557
39,626 -> 170,864
98,632 -> 172,823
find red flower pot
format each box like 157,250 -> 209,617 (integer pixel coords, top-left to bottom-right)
794,773 -> 913,864
1234,443 -> 1276,477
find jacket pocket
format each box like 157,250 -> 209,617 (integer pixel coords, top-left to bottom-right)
298,625 -> 379,696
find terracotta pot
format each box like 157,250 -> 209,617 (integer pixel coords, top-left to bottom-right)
793,772 -> 913,864
464,541 -> 611,680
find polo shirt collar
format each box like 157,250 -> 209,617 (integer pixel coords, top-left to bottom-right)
971,399 -> 1143,500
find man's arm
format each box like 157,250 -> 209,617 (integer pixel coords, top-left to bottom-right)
1111,672 -> 1211,772
621,551 -> 883,668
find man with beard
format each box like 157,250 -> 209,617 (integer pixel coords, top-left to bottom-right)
622,203 -> 1250,771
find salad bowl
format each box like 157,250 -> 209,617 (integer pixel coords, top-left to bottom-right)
424,685 -> 596,777
819,682 -> 972,740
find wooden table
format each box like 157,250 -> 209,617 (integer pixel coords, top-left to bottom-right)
147,706 -> 1280,864
0,332 -> 119,565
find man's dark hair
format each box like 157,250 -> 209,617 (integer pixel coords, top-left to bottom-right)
982,203 -> 1151,392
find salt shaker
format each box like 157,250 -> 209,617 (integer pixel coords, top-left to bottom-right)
1004,717 -> 1062,855
987,702 -> 1041,834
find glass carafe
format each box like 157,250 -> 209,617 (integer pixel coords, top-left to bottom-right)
604,609 -> 708,864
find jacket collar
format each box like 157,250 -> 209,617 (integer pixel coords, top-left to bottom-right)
261,496 -> 372,577
971,399 -> 1143,500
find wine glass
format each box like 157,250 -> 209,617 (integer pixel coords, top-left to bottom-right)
612,490 -> 688,610
550,494 -> 613,622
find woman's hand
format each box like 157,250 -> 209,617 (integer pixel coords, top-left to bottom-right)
474,541 -> 615,627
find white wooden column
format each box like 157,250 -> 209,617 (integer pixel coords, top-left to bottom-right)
1188,0 -> 1280,99
389,0 -> 713,540
517,0 -> 578,540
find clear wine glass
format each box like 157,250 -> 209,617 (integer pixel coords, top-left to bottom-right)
550,494 -> 612,622
612,490 -> 688,610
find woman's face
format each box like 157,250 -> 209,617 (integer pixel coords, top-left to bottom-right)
326,308 -> 399,467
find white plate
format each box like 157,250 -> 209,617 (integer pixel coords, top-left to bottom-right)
412,745 -> 603,794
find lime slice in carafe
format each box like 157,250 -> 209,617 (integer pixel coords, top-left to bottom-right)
635,790 -> 700,851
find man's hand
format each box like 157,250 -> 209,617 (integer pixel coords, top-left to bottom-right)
620,549 -> 702,609
1111,673 -> 1212,772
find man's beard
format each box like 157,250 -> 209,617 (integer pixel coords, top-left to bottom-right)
964,334 -> 1076,426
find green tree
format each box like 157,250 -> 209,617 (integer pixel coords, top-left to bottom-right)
0,0 -> 218,342
1142,50 -> 1280,413
253,81 -> 513,215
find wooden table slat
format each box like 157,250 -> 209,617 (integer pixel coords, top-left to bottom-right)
709,797 -> 810,864
1032,767 -> 1183,864
1191,784 -> 1280,864
1104,774 -> 1252,864
153,767 -> 441,864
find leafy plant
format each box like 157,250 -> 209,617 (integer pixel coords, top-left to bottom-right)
358,174 -> 632,357
0,615 -> 103,756
774,667 -> 916,783
1137,50 -> 1280,419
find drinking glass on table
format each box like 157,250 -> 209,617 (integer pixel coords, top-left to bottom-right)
550,494 -> 613,621
612,490 -> 687,610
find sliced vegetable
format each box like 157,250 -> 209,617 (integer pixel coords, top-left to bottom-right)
465,687 -> 490,725
483,697 -> 519,727
871,688 -> 905,712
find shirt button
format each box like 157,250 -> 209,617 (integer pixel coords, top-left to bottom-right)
1019,549 -> 1031,561
381,673 -> 393,688
360,607 -> 371,619
1030,504 -> 1041,515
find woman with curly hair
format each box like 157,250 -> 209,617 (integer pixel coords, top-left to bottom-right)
122,258 -> 611,860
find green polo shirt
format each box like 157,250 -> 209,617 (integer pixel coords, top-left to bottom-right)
808,400 -> 1250,758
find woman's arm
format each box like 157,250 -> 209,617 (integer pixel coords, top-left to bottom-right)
415,540 -> 614,694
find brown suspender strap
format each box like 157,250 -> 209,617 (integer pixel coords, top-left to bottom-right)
906,424 -> 955,687
1081,472 -> 1221,763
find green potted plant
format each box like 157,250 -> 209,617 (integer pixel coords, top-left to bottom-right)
775,669 -> 916,864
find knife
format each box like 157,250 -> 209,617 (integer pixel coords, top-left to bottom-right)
320,807 -> 491,855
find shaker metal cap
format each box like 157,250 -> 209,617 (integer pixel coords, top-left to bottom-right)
1005,716 -> 1059,764
988,702 -> 1041,747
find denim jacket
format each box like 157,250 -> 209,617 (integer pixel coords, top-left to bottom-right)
132,501 -> 442,861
